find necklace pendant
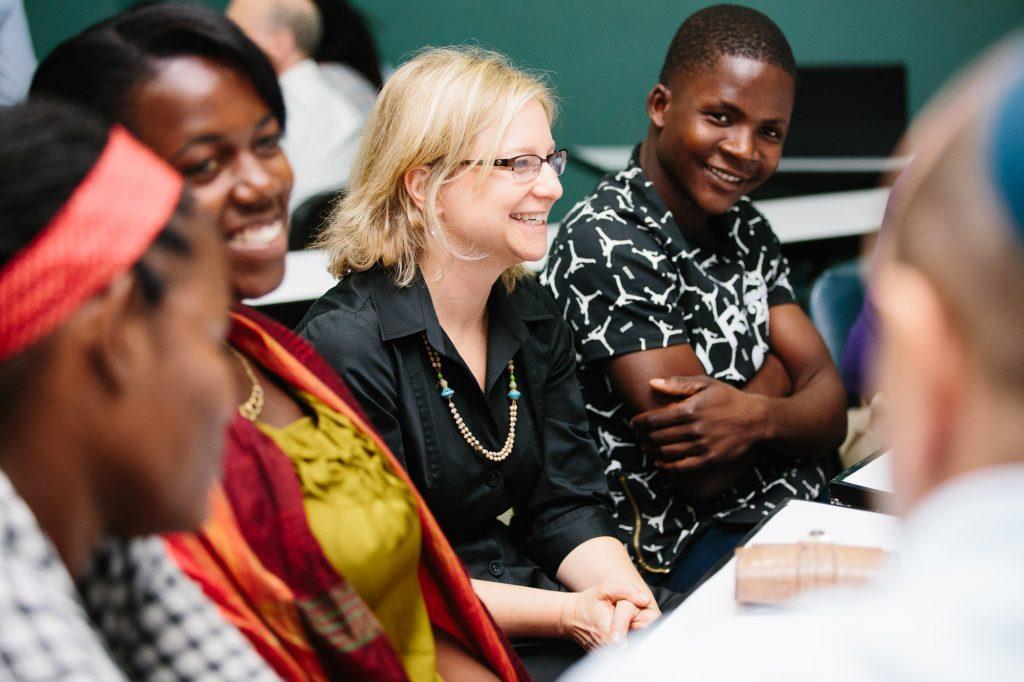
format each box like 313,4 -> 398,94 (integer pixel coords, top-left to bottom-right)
438,378 -> 454,398
507,389 -> 522,400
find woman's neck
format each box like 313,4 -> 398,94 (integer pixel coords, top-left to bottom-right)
419,248 -> 503,338
1,434 -> 102,578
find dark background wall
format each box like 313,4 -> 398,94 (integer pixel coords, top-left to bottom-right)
25,0 -> 1024,216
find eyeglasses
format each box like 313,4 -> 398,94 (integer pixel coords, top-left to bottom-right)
463,148 -> 568,183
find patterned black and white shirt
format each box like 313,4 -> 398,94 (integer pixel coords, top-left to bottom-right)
544,150 -> 829,574
0,469 -> 277,681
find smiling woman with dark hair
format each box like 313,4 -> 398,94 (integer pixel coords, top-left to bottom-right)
31,4 -> 525,680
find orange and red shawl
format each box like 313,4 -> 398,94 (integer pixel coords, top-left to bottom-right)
166,306 -> 529,681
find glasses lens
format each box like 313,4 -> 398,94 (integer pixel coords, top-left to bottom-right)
550,149 -> 567,176
513,155 -> 542,181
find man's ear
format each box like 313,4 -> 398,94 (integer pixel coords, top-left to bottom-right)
265,27 -> 297,70
403,165 -> 433,212
647,83 -> 672,129
874,262 -> 967,507
69,273 -> 152,395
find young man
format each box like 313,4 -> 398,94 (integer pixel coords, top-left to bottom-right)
545,4 -> 846,593
569,38 -> 1024,681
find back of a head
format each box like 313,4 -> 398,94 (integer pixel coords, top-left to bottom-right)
321,46 -> 555,287
30,2 -> 284,133
272,0 -> 324,58
887,40 -> 1024,404
0,100 -> 116,417
0,100 -> 109,269
659,3 -> 796,86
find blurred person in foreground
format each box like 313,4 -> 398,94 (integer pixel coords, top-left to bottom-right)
0,100 -> 274,680
568,36 -> 1024,681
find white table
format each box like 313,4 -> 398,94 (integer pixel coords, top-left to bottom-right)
244,249 -> 336,307
830,449 -> 896,512
756,187 -> 888,244
843,450 -> 893,494
245,233 -> 558,307
665,500 -> 898,625
574,145 -> 909,175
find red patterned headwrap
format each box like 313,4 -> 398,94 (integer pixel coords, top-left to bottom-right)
0,126 -> 183,363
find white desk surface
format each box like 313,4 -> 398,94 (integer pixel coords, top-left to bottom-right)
659,500 -> 898,628
251,187 -> 888,306
574,144 -> 909,174
244,248 -> 336,307
843,450 -> 894,494
757,187 -> 888,243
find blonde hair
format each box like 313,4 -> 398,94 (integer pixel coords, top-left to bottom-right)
318,46 -> 556,290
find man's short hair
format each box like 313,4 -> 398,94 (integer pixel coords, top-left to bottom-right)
271,0 -> 323,57
659,4 -> 796,86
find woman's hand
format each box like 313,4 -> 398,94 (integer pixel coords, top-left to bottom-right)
559,583 -> 656,650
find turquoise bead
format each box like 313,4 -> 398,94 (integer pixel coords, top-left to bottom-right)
440,387 -> 455,398
507,389 -> 522,400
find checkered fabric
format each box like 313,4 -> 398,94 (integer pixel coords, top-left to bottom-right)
0,470 -> 279,680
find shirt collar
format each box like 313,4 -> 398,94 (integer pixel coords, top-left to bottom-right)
278,58 -> 319,87
366,266 -> 446,350
367,265 -> 552,346
623,142 -> 744,252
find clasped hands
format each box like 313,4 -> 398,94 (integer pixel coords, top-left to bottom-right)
561,583 -> 660,650
630,375 -> 768,472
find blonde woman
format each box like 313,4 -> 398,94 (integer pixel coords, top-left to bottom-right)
299,47 -> 678,679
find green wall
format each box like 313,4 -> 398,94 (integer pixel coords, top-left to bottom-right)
25,0 -> 1024,216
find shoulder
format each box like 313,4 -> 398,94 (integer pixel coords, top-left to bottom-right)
731,196 -> 782,244
512,273 -> 560,316
296,269 -> 384,355
558,170 -> 653,242
298,270 -> 378,330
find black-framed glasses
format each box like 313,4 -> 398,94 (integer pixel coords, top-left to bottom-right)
463,148 -> 568,182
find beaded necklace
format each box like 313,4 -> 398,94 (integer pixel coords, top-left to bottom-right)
421,332 -> 521,462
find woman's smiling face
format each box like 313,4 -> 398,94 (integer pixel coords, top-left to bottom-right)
437,98 -> 563,269
130,56 -> 294,301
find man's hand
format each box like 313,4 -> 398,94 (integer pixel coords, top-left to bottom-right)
631,375 -> 769,472
559,583 -> 657,650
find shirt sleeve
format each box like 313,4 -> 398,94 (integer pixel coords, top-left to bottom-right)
0,0 -> 37,106
300,309 -> 409,469
519,288 -> 618,579
547,214 -> 691,364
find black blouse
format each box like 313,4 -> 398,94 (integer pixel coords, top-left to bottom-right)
297,266 -> 617,590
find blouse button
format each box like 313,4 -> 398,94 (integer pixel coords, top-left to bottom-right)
485,471 -> 503,488
488,560 -> 505,577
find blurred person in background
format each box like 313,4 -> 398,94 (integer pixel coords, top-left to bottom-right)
312,0 -> 383,117
0,0 -> 36,105
228,0 -> 365,212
